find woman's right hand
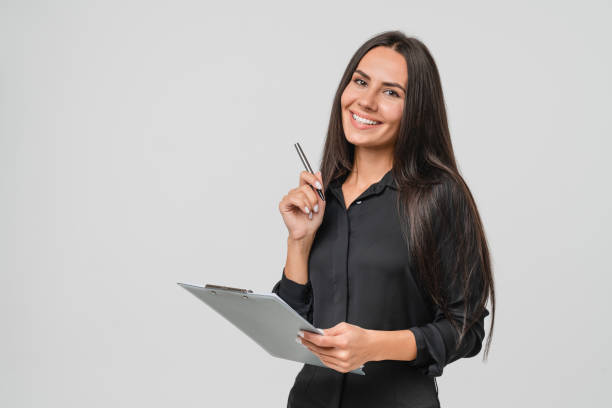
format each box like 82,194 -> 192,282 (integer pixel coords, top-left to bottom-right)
279,171 -> 326,242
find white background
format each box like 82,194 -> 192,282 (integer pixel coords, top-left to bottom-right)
2,0 -> 610,406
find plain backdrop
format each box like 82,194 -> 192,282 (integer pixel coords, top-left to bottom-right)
1,0 -> 611,407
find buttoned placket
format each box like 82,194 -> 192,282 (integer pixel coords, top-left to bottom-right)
323,178 -> 394,407
327,180 -> 392,324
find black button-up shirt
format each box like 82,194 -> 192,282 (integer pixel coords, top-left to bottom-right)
272,169 -> 488,408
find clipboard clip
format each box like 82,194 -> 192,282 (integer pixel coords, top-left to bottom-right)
205,284 -> 254,294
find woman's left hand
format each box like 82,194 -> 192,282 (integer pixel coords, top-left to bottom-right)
298,322 -> 376,373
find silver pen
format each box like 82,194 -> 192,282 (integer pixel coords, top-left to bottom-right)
294,142 -> 325,201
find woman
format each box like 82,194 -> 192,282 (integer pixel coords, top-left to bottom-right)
272,30 -> 495,408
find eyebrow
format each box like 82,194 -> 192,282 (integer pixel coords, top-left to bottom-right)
354,69 -> 406,94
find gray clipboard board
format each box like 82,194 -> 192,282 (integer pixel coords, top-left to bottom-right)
177,282 -> 365,375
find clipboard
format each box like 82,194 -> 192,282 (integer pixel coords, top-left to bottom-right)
177,282 -> 365,375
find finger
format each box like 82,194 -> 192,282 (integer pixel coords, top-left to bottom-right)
316,352 -> 363,371
299,185 -> 319,213
301,331 -> 338,348
317,353 -> 350,369
294,190 -> 316,219
317,355 -> 349,373
299,170 -> 324,192
300,338 -> 338,359
311,349 -> 343,371
316,171 -> 327,199
281,193 -> 312,215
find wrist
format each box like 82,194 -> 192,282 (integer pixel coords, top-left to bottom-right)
365,329 -> 418,362
366,329 -> 384,362
284,237 -> 312,285
287,236 -> 313,255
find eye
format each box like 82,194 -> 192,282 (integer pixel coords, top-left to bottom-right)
384,89 -> 400,98
354,78 -> 367,86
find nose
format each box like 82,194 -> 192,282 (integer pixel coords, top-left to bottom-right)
357,87 -> 377,111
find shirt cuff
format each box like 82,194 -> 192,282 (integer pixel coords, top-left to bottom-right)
278,267 -> 311,304
405,327 -> 430,368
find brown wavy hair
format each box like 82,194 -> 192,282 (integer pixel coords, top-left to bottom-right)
318,30 -> 495,361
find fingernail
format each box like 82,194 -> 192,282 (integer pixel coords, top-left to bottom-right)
313,204 -> 319,213
295,337 -> 302,344
308,212 -> 313,220
305,206 -> 310,214
315,181 -> 322,189
298,331 -> 304,338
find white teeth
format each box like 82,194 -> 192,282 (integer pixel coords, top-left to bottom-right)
352,113 -> 379,125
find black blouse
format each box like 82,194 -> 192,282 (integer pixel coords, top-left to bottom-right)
272,169 -> 489,408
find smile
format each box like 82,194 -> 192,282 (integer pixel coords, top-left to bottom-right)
352,112 -> 380,125
349,110 -> 382,129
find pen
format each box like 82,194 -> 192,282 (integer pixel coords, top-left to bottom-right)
294,142 -> 325,201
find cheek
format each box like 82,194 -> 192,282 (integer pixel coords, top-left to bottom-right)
341,87 -> 356,107
382,103 -> 404,126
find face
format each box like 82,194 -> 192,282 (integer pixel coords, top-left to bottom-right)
340,46 -> 408,149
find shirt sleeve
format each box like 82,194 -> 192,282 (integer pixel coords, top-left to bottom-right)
404,182 -> 490,377
406,305 -> 489,377
271,267 -> 314,324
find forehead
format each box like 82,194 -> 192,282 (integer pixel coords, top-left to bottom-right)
356,46 -> 408,87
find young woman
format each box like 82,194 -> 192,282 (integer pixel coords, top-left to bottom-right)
273,30 -> 495,408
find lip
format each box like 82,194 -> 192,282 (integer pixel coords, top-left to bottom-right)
348,110 -> 383,130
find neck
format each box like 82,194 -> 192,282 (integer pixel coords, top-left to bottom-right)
346,145 -> 393,188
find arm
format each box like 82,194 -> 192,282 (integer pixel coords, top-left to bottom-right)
284,237 -> 312,284
298,182 -> 491,375
375,182 -> 489,376
367,329 -> 418,362
365,306 -> 489,373
271,237 -> 314,323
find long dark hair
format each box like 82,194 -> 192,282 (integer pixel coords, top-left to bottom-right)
319,30 -> 495,361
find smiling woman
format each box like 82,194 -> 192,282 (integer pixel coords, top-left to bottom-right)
341,47 -> 407,137
274,30 -> 495,408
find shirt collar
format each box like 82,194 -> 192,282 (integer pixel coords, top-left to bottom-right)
381,169 -> 398,191
327,168 -> 398,197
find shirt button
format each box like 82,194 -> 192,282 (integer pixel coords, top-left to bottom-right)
356,200 -> 362,204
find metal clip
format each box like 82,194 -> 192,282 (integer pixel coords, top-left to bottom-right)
205,284 -> 254,294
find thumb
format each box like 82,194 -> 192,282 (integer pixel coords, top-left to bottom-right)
323,322 -> 345,336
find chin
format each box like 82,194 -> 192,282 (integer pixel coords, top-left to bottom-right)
344,131 -> 374,147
